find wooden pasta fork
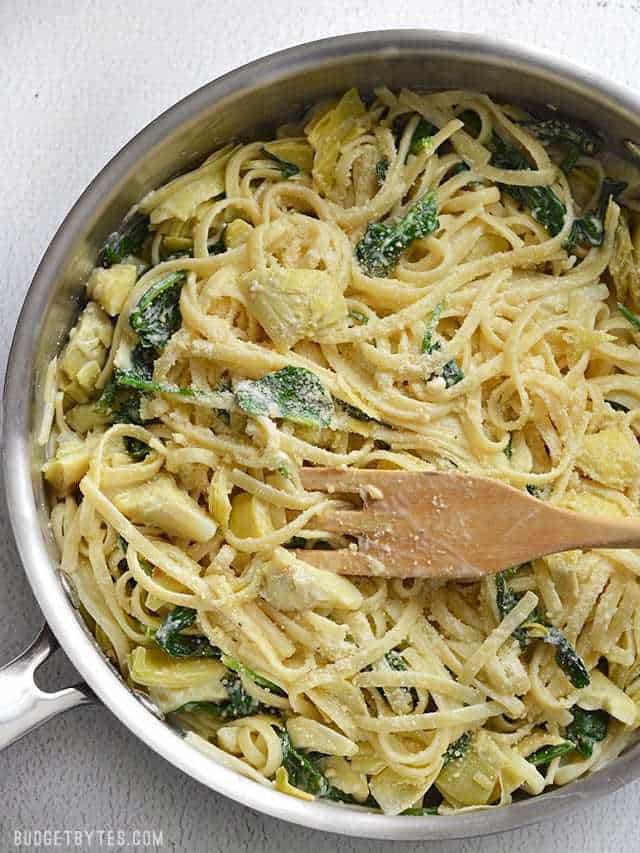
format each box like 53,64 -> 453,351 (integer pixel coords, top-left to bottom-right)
296,468 -> 640,579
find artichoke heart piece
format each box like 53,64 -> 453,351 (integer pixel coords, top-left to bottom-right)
243,267 -> 347,351
261,557 -> 362,611
609,210 -> 640,311
263,139 -> 314,174
305,88 -> 367,195
87,263 -> 137,316
112,473 -> 217,542
59,302 -> 113,403
436,732 -> 499,807
139,146 -> 233,224
43,439 -> 91,491
65,403 -> 111,434
150,176 -> 225,223
229,492 -> 274,540
369,766 -> 438,815
149,678 -> 229,713
274,767 -> 316,801
129,647 -> 226,690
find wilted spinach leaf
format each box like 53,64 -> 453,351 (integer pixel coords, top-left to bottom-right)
356,192 -> 439,278
154,606 -> 221,658
491,134 -> 566,236
130,271 -> 186,350
235,366 -> 334,427
566,706 -> 608,757
98,213 -> 149,268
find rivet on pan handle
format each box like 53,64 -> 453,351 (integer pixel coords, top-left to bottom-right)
0,623 -> 95,751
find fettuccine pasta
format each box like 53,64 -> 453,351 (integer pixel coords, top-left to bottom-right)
40,87 -> 640,815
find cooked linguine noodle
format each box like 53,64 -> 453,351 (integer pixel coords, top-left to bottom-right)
40,88 -> 640,815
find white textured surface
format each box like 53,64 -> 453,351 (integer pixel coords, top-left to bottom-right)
2,1 -> 640,851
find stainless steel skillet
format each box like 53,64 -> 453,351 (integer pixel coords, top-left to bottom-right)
3,30 -> 640,840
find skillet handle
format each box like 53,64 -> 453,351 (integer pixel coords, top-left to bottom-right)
0,623 -> 95,750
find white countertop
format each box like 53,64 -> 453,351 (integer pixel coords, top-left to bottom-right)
2,1 -> 640,850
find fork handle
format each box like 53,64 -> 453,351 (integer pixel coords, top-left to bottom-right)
415,504 -> 640,576
527,506 -> 640,555
295,507 -> 640,579
297,468 -> 640,578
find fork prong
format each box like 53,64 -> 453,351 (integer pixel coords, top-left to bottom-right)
313,509 -> 383,534
300,467 -> 394,493
293,549 -> 379,576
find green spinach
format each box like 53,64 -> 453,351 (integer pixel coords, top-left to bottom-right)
566,706 -> 608,757
176,673 -> 268,721
421,303 -> 444,355
124,436 -> 150,461
384,650 -> 408,671
442,731 -> 472,766
139,557 -> 154,576
262,148 -> 299,179
564,214 -> 604,253
494,571 -> 589,687
537,626 -> 590,688
235,366 -> 334,427
376,157 -> 389,185
504,434 -> 513,460
336,398 -> 381,424
95,345 -> 154,425
97,342 -> 232,427
348,309 -> 369,325
458,110 -> 482,138
618,302 -> 640,331
356,192 -> 439,278
448,162 -> 471,179
606,399 -> 630,413
598,179 -> 628,217
526,741 -> 574,767
380,649 -> 418,709
130,271 -> 186,350
114,369 -> 196,399
410,119 -> 437,155
209,226 -> 227,255
565,180 -> 627,253
560,146 -> 581,175
401,806 -> 440,816
154,606 -> 221,658
440,360 -> 464,388
175,656 -> 285,720
520,118 -> 603,156
490,134 -> 566,236
98,213 -> 149,268
421,303 -> 463,387
221,654 -> 286,696
277,731 -> 356,802
218,674 -> 263,718
495,570 -> 539,648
